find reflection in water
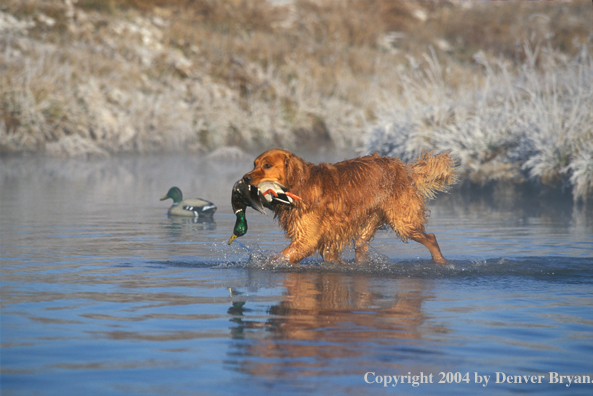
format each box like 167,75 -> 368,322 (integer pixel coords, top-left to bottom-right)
226,272 -> 443,377
164,215 -> 217,237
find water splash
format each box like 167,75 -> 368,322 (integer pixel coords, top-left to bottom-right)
208,241 -> 593,283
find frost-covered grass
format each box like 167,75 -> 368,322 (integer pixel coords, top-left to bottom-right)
363,43 -> 593,201
1,0 -> 589,157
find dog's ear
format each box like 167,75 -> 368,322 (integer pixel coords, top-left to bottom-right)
284,152 -> 306,188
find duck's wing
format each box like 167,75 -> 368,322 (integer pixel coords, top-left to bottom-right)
257,181 -> 301,205
232,179 -> 266,214
271,193 -> 292,205
182,199 -> 217,217
182,204 -> 217,217
247,184 -> 266,214
182,198 -> 211,207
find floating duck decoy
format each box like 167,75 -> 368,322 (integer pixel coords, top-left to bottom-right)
160,186 -> 217,218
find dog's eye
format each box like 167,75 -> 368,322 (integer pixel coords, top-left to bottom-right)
263,163 -> 272,169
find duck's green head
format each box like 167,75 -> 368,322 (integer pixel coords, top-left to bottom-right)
161,187 -> 183,204
228,210 -> 247,245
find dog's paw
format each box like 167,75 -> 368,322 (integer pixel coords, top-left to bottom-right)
257,252 -> 293,268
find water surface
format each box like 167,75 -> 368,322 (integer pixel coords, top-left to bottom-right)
1,154 -> 592,395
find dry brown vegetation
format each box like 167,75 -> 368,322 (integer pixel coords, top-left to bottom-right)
0,0 -> 591,158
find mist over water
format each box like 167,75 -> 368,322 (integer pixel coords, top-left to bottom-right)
1,154 -> 592,396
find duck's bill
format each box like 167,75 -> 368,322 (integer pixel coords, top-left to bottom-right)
160,195 -> 168,201
228,233 -> 239,245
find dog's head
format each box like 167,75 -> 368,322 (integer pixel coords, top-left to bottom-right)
243,149 -> 307,189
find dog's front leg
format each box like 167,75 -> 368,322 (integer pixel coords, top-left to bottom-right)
281,243 -> 316,264
279,212 -> 321,264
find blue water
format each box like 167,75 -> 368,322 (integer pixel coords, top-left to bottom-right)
1,154 -> 592,395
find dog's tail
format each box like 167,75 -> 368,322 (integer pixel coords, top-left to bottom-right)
411,151 -> 458,199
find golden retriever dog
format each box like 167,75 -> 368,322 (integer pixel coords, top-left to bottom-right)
243,149 -> 457,265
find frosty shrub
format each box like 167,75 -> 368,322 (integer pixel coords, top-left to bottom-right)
363,43 -> 593,201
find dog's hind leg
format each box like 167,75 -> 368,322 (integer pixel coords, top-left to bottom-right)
384,190 -> 448,265
409,231 -> 447,265
354,236 -> 370,262
354,213 -> 383,262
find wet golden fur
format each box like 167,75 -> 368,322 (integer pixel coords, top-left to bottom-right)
243,149 -> 457,264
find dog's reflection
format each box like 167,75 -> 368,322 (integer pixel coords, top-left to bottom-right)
273,273 -> 425,338
227,272 -> 442,373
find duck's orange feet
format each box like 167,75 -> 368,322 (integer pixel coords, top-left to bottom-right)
286,192 -> 302,201
261,189 -> 278,197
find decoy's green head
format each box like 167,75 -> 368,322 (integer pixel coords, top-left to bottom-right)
161,187 -> 183,204
228,210 -> 247,245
